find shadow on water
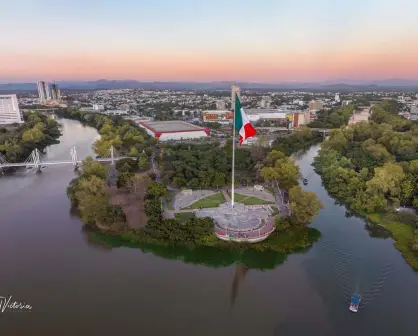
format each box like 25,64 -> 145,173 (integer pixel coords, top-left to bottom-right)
343,209 -> 392,240
80,225 -> 318,271
364,222 -> 392,240
80,227 -> 113,252
86,228 -> 289,270
230,263 -> 249,308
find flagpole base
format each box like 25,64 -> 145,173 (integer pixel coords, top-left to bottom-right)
196,202 -> 275,243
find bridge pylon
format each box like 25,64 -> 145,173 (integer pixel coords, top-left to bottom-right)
31,148 -> 42,172
70,146 -> 78,168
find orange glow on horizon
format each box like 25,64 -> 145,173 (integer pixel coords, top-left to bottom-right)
2,39 -> 418,82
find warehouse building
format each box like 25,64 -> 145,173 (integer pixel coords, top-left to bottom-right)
138,121 -> 210,141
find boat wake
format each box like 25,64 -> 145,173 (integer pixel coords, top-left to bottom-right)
358,264 -> 393,307
320,239 -> 393,310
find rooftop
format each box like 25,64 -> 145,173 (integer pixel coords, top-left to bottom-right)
140,120 -> 205,133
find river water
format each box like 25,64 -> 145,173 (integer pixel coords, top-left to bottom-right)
1,119 -> 418,335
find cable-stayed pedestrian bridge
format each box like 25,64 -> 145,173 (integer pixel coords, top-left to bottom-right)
0,146 -> 134,171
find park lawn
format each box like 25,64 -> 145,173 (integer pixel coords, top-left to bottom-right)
184,192 -> 225,209
233,193 -> 275,205
166,190 -> 175,210
175,212 -> 196,222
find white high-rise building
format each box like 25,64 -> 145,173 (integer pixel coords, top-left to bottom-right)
50,84 -> 60,100
335,93 -> 341,103
231,85 -> 241,111
0,95 -> 24,125
37,81 -> 51,101
260,96 -> 272,108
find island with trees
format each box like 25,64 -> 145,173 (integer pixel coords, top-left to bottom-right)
59,108 -> 324,268
314,101 -> 418,270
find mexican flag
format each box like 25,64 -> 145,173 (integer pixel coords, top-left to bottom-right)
234,94 -> 257,144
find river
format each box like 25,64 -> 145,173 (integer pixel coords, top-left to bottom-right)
1,118 -> 418,335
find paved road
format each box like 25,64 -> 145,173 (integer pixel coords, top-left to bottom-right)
272,181 -> 290,217
151,151 -> 160,182
257,127 -> 331,132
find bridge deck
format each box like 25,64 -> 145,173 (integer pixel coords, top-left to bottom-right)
0,157 -> 134,168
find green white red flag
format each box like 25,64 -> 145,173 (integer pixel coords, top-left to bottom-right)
234,94 -> 257,144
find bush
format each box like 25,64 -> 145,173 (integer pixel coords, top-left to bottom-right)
116,158 -> 137,173
117,172 -> 134,189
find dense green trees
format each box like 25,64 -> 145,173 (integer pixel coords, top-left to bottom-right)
288,186 -> 323,227
162,143 -> 256,187
315,102 -> 418,213
307,105 -> 355,129
0,112 -> 61,163
262,150 -> 323,230
261,150 -> 300,190
142,182 -> 214,245
161,126 -> 326,188
146,182 -> 167,199
274,186 -> 323,232
271,127 -> 323,156
67,157 -> 127,230
69,162 -> 216,247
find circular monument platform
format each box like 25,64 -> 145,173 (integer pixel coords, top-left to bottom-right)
197,202 -> 275,243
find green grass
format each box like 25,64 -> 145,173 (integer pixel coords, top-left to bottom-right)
232,193 -> 275,205
366,212 -> 418,271
166,190 -> 175,210
184,192 -> 225,209
175,212 -> 196,222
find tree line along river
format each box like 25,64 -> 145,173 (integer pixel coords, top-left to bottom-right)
1,118 -> 418,335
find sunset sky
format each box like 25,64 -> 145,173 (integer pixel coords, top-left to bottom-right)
1,0 -> 418,83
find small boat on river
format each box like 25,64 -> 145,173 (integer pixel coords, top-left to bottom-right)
349,294 -> 361,313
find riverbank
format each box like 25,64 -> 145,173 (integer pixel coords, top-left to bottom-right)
313,101 -> 418,271
315,163 -> 418,272
365,212 -> 418,271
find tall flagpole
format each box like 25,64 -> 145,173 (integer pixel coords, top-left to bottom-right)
231,93 -> 236,208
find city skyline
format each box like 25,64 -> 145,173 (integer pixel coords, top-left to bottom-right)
1,0 -> 418,83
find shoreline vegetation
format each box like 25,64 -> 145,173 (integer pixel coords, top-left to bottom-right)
314,100 -> 418,270
0,112 -> 61,169
58,108 -> 323,269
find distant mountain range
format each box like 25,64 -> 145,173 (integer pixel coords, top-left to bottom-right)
1,79 -> 418,92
